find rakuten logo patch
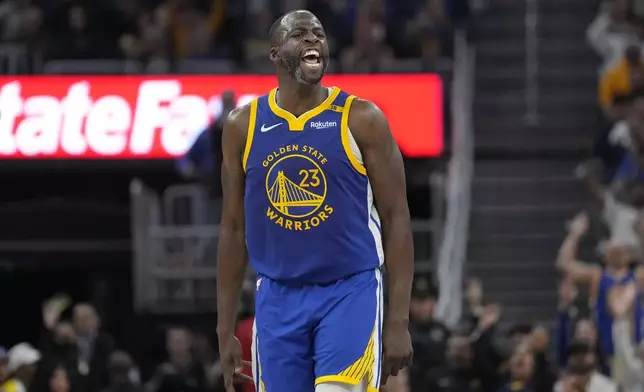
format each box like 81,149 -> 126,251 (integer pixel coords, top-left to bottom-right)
0,80 -> 256,158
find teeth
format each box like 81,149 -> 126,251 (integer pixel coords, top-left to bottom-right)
304,50 -> 319,58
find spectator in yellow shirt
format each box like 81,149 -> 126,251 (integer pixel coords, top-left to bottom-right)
599,46 -> 644,119
0,343 -> 40,392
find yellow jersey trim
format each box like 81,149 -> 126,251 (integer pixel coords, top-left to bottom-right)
268,87 -> 341,131
341,95 -> 367,175
242,98 -> 258,172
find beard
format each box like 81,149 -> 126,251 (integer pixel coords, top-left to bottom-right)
280,54 -> 327,85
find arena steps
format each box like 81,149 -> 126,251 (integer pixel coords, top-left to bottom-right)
472,0 -> 599,150
466,158 -> 590,327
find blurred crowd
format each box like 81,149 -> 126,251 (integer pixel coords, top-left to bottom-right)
0,291 -> 259,392
0,0 -> 472,73
407,1 -> 644,392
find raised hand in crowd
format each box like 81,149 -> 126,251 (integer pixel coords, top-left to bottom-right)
478,303 -> 502,331
567,212 -> 590,237
465,278 -> 484,312
42,294 -> 71,330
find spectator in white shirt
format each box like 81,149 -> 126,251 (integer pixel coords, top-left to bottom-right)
607,90 -> 644,154
587,0 -> 644,75
578,160 -> 641,249
553,340 -> 617,392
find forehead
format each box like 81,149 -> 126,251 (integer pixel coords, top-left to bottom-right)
282,13 -> 323,31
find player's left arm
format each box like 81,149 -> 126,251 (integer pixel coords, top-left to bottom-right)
348,99 -> 414,374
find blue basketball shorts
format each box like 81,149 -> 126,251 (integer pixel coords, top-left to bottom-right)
251,269 -> 384,392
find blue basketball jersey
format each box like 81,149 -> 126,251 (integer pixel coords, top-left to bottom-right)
242,86 -> 384,284
593,270 -> 643,356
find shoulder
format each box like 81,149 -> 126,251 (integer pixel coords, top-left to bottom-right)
222,102 -> 255,153
225,103 -> 254,133
346,98 -> 391,147
347,98 -> 386,128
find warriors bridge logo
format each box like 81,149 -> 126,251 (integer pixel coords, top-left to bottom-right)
264,145 -> 334,231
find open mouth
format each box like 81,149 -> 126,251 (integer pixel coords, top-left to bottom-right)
301,49 -> 321,67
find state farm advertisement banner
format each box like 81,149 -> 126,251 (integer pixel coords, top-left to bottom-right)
0,75 -> 443,159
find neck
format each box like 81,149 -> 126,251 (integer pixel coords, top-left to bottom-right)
276,76 -> 327,117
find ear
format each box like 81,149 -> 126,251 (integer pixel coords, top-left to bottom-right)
269,47 -> 279,62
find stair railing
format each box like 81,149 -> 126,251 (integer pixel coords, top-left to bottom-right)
435,29 -> 475,327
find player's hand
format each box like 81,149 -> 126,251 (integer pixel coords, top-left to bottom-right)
381,319 -> 413,385
219,335 -> 253,391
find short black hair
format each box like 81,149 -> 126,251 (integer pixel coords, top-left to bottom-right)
411,275 -> 438,300
269,10 -> 318,46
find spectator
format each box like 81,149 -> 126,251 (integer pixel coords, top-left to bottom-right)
609,283 -> 644,392
461,278 -> 484,333
37,296 -> 80,392
599,46 -> 644,118
507,325 -> 534,348
555,295 -> 607,376
605,90 -> 644,154
176,89 -> 235,225
45,365 -> 70,392
340,0 -> 394,72
54,5 -> 99,59
527,327 -> 557,392
497,343 -> 535,392
554,340 -> 617,392
191,333 -> 224,392
556,211 -> 644,374
1,343 -> 41,392
161,0 -> 227,59
587,0 -> 644,75
100,351 -> 142,392
579,159 -> 642,252
177,90 -> 235,189
470,304 -> 504,392
0,0 -> 42,45
72,303 -> 115,392
146,328 -> 207,392
425,330 -> 482,392
407,275 -> 449,391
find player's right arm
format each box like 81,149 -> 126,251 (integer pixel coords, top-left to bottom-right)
216,104 -> 253,391
556,212 -> 601,286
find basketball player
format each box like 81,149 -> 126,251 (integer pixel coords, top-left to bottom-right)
216,10 -> 414,392
556,212 -> 644,373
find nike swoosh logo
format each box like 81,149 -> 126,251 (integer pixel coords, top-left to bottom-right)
261,123 -> 282,132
